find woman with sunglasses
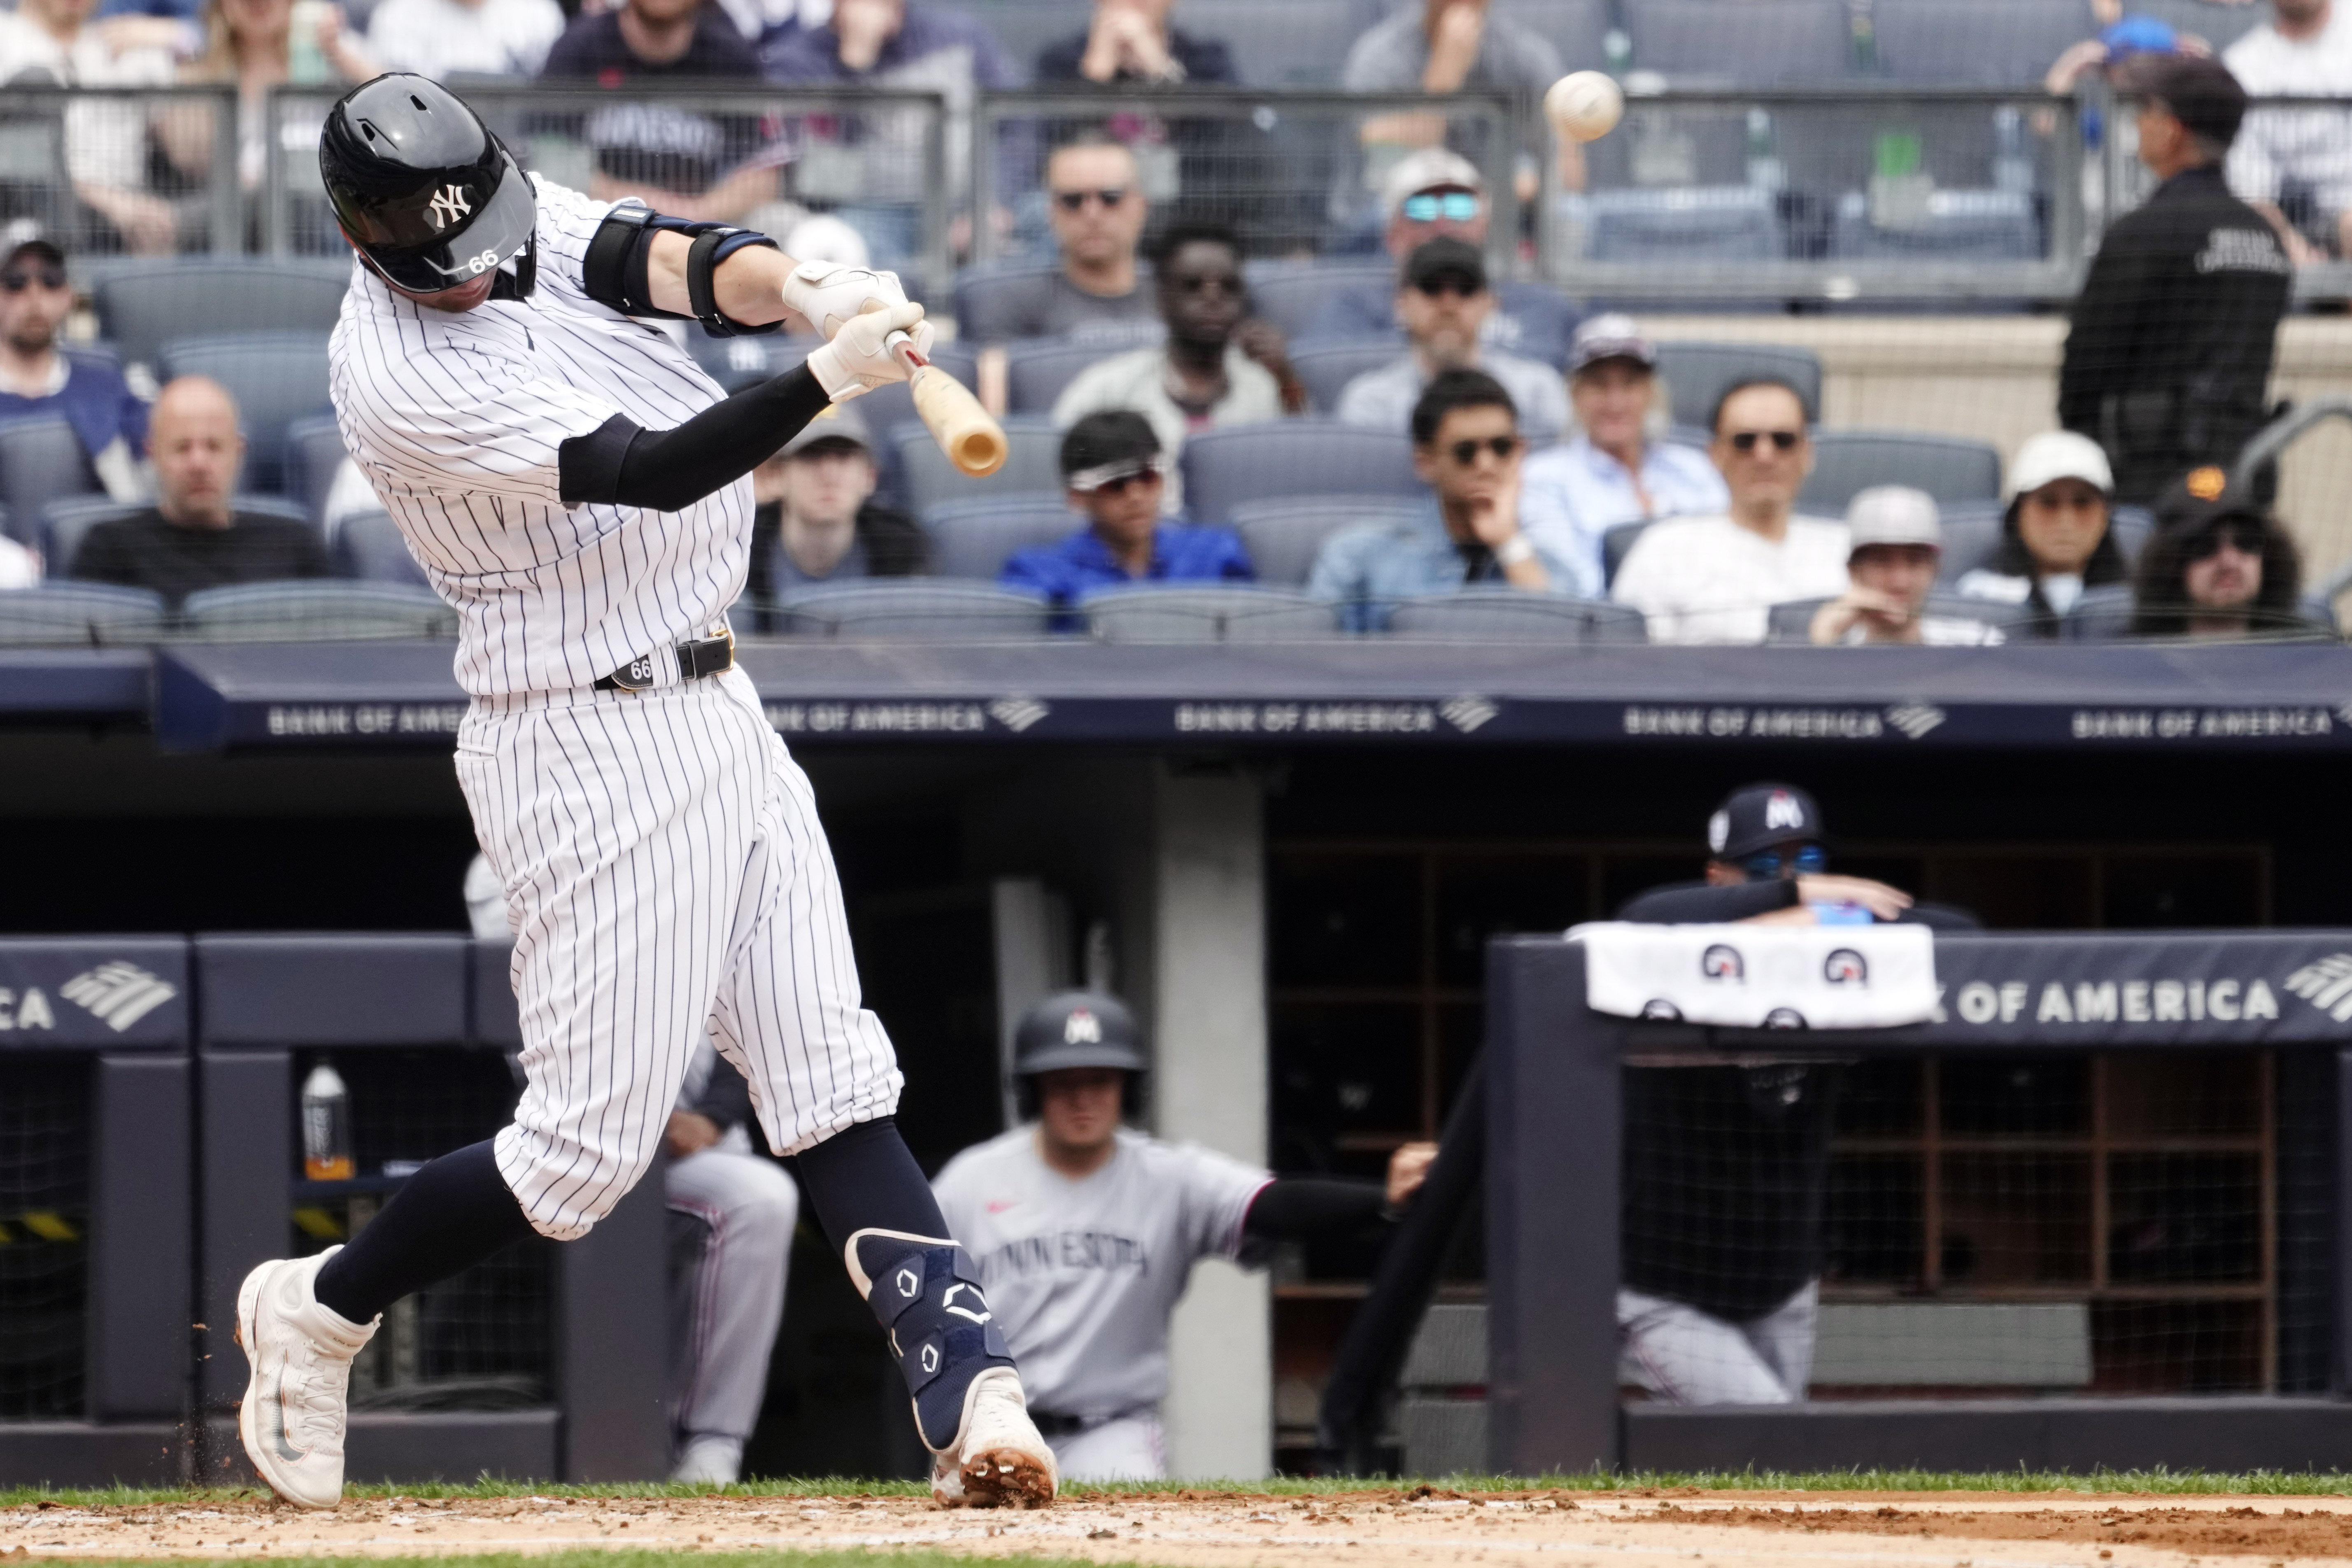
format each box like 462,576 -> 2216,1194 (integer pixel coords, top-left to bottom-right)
1954,431 -> 2129,636
2129,466 -> 2308,638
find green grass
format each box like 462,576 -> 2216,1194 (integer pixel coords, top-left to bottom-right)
20,1467 -> 2352,1510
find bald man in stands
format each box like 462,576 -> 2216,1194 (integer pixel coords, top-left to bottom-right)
70,376 -> 331,605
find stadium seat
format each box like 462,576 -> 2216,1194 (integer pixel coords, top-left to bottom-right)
1621,0 -> 1852,82
940,0 -> 1092,83
0,582 -> 168,645
1289,338 -> 1406,415
179,580 -> 457,641
1181,0 -> 1374,86
1798,431 -> 2003,513
1081,584 -> 1340,643
283,413 -> 350,527
1385,588 -> 1648,643
1600,519 -> 1651,589
1933,499 -> 2006,585
1829,190 -> 2038,261
1494,0 -> 1613,65
93,258 -> 351,371
775,580 -> 1054,638
1181,421 -> 1421,526
1763,593 -> 2021,643
920,493 -> 1077,579
43,494 -> 311,577
952,261 -> 1060,342
2058,584 -> 2138,641
0,415 -> 100,546
1872,0 -> 2096,86
1006,337 -> 1134,415
156,332 -> 333,497
1653,342 -> 1823,430
1230,494 -> 1425,587
1584,188 -> 1783,262
333,509 -> 427,587
1244,260 -> 1397,341
892,416 -> 1064,516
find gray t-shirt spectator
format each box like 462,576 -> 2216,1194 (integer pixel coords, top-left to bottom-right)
1341,9 -> 1563,93
980,272 -> 1163,346
1334,349 -> 1568,442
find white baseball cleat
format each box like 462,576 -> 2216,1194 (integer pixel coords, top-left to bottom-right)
233,1247 -> 377,1510
929,1366 -> 1057,1509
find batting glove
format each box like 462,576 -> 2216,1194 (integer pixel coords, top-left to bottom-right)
805,301 -> 932,401
781,260 -> 912,339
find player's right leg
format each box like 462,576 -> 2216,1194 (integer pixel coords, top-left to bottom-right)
1616,1288 -> 1796,1404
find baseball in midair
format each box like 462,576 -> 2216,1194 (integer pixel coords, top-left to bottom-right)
1545,70 -> 1624,142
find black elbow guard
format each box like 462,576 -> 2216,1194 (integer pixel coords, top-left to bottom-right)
581,202 -> 780,338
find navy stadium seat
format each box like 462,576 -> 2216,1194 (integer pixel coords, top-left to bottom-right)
1622,0 -> 1852,82
333,509 -> 427,587
94,258 -> 351,370
1933,499 -> 2007,585
1230,494 -> 1424,587
1601,519 -> 1649,588
156,332 -> 333,496
1798,431 -> 2004,514
284,413 -> 350,526
920,493 -> 1077,579
953,261 -> 1061,342
1653,342 -> 1823,430
179,580 -> 457,640
1830,190 -> 2038,261
1006,337 -> 1131,415
0,582 -> 168,645
1872,0 -> 2097,86
1584,187 -> 1783,262
892,416 -> 1064,516
0,415 -> 100,547
776,579 -> 1055,638
1244,260 -> 1397,341
44,494 -> 311,578
1081,584 -> 1340,643
1289,338 -> 1407,415
1180,420 -> 1421,525
1384,587 -> 1648,643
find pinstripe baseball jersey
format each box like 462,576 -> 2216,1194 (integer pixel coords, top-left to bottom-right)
329,175 -> 748,698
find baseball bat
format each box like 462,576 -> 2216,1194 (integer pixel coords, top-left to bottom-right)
886,330 -> 1006,478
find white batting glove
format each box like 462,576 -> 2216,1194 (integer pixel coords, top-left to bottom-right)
805,301 -> 932,401
781,260 -> 911,339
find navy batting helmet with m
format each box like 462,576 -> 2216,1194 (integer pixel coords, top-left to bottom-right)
320,74 -> 538,299
1012,991 -> 1149,1078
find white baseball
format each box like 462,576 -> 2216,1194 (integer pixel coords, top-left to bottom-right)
1545,70 -> 1624,143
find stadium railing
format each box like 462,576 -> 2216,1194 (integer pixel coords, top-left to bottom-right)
1,85 -> 240,262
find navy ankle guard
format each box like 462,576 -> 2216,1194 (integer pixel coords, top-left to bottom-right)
848,1228 -> 1014,1452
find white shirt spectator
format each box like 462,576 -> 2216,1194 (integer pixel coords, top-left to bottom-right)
0,14 -> 173,191
369,0 -> 566,79
1051,344 -> 1285,516
1333,349 -> 1568,444
0,535 -> 38,589
1610,512 -> 1850,644
1519,435 -> 1730,599
2225,9 -> 2352,211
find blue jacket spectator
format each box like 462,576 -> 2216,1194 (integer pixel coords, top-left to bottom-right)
0,239 -> 148,497
1000,410 -> 1254,609
1309,368 -> 1575,631
1518,315 -> 1729,597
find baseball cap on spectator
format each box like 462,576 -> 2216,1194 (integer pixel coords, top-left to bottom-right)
2100,16 -> 2180,64
1381,147 -> 1485,220
2,236 -> 66,280
1845,485 -> 1942,555
2007,430 -> 2114,499
2140,54 -> 2250,148
1707,782 -> 1829,861
1403,235 -> 1487,293
2152,464 -> 2265,534
1568,312 -> 1656,374
1060,409 -> 1162,491
779,401 -> 873,457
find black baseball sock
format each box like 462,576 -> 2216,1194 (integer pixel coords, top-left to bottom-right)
786,1114 -> 952,1245
312,1139 -> 538,1324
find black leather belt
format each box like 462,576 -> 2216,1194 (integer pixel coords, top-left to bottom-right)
594,629 -> 734,692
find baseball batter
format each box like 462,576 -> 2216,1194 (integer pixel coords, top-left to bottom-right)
232,74 -> 1053,1510
933,993 -> 1436,1480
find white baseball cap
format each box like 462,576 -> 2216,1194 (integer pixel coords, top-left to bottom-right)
1569,312 -> 1657,373
1844,485 -> 1942,552
2007,430 -> 2113,500
1381,148 -> 1486,219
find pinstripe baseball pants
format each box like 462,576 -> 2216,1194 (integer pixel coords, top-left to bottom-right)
457,666 -> 904,1241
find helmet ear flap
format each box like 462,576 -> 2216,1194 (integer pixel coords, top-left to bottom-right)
492,233 -> 538,301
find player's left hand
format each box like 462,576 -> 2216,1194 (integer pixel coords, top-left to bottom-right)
1387,1141 -> 1439,1207
665,1109 -> 722,1158
782,260 -> 912,340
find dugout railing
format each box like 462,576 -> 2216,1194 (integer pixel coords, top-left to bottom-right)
1468,930 -> 2352,1476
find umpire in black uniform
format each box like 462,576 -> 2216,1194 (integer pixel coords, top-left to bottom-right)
2059,55 -> 2292,505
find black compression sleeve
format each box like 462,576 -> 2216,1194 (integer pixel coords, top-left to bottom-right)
1241,1176 -> 1389,1242
557,364 -> 831,511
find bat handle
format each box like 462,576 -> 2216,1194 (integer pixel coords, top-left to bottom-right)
882,328 -> 929,373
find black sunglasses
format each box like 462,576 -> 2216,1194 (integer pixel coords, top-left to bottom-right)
1053,187 -> 1128,211
1172,273 -> 1245,298
1728,429 -> 1803,452
0,266 -> 68,294
1413,274 -> 1484,299
1448,435 -> 1519,466
2187,524 -> 2261,561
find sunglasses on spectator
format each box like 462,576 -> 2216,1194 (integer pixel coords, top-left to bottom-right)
1414,275 -> 1484,299
1447,435 -> 1519,465
1741,843 -> 1828,878
1402,191 -> 1481,223
1053,187 -> 1128,211
1172,273 -> 1244,298
0,266 -> 68,293
1728,429 -> 1803,452
2187,524 -> 2261,560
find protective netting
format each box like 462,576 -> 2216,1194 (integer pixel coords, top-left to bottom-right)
0,1057 -> 89,1421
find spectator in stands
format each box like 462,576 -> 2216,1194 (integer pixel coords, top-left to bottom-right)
168,0 -> 377,196
0,0 -> 179,252
1805,486 -> 2004,648
1954,431 -> 2128,634
0,238 -> 149,502
999,412 -> 1253,609
68,376 -> 329,603
1052,222 -> 1301,516
1343,0 -> 1573,207
977,133 -> 1158,345
1036,0 -> 1232,85
744,404 -> 928,602
1309,149 -> 1579,369
1518,315 -> 1726,598
370,0 -> 565,81
1308,369 -> 1572,632
1334,238 -> 1566,442
541,0 -> 780,224
2047,15 -> 2199,96
1608,378 -> 1846,645
2130,464 -> 2306,637
2224,0 -> 2352,261
2060,55 -> 2290,503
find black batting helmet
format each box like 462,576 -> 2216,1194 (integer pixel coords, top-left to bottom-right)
1012,991 -> 1149,1078
320,75 -> 537,298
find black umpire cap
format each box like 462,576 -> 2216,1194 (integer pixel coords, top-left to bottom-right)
1012,991 -> 1149,1077
1707,782 -> 1828,861
321,74 -> 538,298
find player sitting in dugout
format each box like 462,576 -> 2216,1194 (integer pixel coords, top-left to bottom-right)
932,991 -> 1437,1481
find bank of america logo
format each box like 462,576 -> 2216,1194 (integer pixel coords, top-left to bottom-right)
1441,695 -> 1498,733
2285,953 -> 2352,1022
988,698 -> 1049,732
1885,704 -> 1947,740
60,962 -> 178,1031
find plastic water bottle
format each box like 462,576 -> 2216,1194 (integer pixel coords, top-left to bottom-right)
301,1061 -> 354,1181
1811,902 -> 1874,926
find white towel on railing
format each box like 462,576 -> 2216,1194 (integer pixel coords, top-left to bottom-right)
1570,920 -> 1938,1030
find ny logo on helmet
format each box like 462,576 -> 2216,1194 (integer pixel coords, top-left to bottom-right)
426,184 -> 472,232
1064,1008 -> 1101,1045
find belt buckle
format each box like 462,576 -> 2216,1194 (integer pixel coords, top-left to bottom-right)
606,653 -> 657,692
